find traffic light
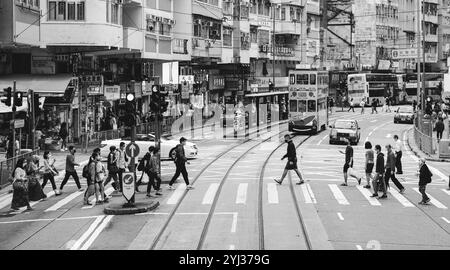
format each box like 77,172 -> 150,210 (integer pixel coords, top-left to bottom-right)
150,85 -> 160,112
124,93 -> 136,127
33,93 -> 41,115
268,81 -> 274,91
1,87 -> 12,107
14,92 -> 23,107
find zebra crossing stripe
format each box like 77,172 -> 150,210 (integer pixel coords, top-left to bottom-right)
388,189 -> 415,207
267,183 -> 279,204
202,183 -> 219,205
442,189 -> 450,196
45,190 -> 84,212
166,184 -> 186,205
328,184 -> 349,205
413,188 -> 447,209
356,186 -> 381,206
301,184 -> 316,204
0,194 -> 13,210
235,183 -> 248,204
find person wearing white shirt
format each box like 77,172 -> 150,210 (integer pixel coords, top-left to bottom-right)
116,142 -> 128,192
393,135 -> 404,174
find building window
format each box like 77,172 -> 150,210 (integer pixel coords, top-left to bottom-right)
111,2 -> 119,24
48,1 -> 57,20
250,26 -> 258,43
68,2 -> 76,20
223,28 -> 232,47
281,8 -> 286,20
48,1 -> 85,21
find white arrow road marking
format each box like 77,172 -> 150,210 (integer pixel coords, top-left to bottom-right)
413,188 -> 447,209
45,190 -> 84,212
267,183 -> 279,204
388,189 -> 415,207
235,183 -> 248,204
80,215 -> 114,250
328,184 -> 349,205
70,215 -> 105,250
202,183 -> 219,205
167,184 -> 186,205
357,186 -> 381,206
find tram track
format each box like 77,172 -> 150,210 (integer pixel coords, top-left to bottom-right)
149,124 -> 288,250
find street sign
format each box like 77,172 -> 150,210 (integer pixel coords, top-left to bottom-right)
11,119 -> 25,128
125,142 -> 140,158
122,172 -> 135,202
391,49 -> 418,59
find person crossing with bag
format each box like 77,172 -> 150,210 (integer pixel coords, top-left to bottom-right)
83,153 -> 97,205
274,134 -> 304,185
90,153 -> 108,204
384,144 -> 405,194
168,137 -> 193,190
146,147 -> 162,197
417,158 -> 432,205
104,146 -> 119,191
10,158 -> 32,211
364,141 -> 374,189
41,151 -> 61,196
371,145 -> 387,198
339,139 -> 362,186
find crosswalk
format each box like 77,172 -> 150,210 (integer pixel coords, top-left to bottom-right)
1,179 -> 450,218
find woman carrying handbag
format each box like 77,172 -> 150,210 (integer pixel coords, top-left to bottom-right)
41,151 -> 61,195
10,158 -> 32,211
25,156 -> 47,202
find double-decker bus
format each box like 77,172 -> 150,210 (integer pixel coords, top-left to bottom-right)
288,70 -> 329,134
402,73 -> 443,103
347,73 -> 400,105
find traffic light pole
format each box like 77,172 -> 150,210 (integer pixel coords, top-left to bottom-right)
31,91 -> 36,150
12,81 -> 16,160
130,123 -> 136,205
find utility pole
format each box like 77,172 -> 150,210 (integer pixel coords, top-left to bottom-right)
12,81 -> 17,161
417,0 -> 421,120
272,3 -> 276,90
421,0 -> 426,113
30,90 -> 36,150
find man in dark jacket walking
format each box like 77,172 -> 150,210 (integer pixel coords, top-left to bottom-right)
435,117 -> 445,142
274,134 -> 304,185
371,145 -> 387,198
169,137 -> 193,190
60,146 -> 82,192
417,158 -> 432,205
385,144 -> 405,194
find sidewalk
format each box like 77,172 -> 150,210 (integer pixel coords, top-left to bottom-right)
405,127 -> 450,163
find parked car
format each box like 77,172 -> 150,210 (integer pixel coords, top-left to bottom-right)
394,107 -> 415,124
100,133 -> 198,161
329,119 -> 361,145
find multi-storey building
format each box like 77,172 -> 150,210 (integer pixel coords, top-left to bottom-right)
438,0 -> 450,70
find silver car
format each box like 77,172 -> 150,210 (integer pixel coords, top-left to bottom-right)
329,119 -> 361,145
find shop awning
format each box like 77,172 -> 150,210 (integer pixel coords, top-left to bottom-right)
0,74 -> 75,96
245,91 -> 289,98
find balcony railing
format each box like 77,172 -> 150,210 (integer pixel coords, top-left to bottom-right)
173,38 -> 189,54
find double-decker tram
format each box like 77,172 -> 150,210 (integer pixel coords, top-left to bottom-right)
347,73 -> 400,105
288,69 -> 329,134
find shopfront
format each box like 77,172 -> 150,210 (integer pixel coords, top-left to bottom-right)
79,75 -> 104,136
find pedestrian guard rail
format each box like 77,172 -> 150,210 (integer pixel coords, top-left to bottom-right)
414,126 -> 435,156
439,140 -> 450,159
0,148 -> 40,188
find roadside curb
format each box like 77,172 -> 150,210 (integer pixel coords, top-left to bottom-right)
406,128 -> 450,163
104,200 -> 159,215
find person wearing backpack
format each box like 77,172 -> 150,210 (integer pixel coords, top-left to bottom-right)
83,153 -> 96,205
104,146 -> 119,191
136,147 -> 152,193
168,137 -> 193,190
417,158 -> 432,205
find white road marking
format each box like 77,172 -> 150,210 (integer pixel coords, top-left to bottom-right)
82,187 -> 115,209
413,188 -> 447,209
235,183 -> 248,204
166,184 -> 186,205
11,190 -> 56,214
70,216 -> 105,250
45,191 -> 84,212
388,189 -> 415,207
231,213 -> 238,233
356,186 -> 381,206
202,183 -> 219,205
300,184 -> 317,204
356,245 -> 363,250
229,245 -> 236,250
0,215 -> 101,225
317,135 -> 329,145
267,183 -> 279,204
442,189 -> 450,196
80,215 -> 114,250
429,166 -> 448,181
328,184 -> 349,205
337,212 -> 344,221
0,194 -> 13,209
370,120 -> 377,123
386,134 -> 392,138
442,217 -> 450,224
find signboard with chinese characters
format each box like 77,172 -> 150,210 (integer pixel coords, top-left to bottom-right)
104,85 -> 120,100
80,75 -> 104,95
260,45 -> 295,57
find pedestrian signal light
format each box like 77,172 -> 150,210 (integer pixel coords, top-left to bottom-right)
1,87 -> 12,107
14,92 -> 23,107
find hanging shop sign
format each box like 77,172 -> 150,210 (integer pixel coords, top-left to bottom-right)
80,75 -> 104,95
260,44 -> 295,57
209,75 -> 225,90
104,85 -> 121,100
